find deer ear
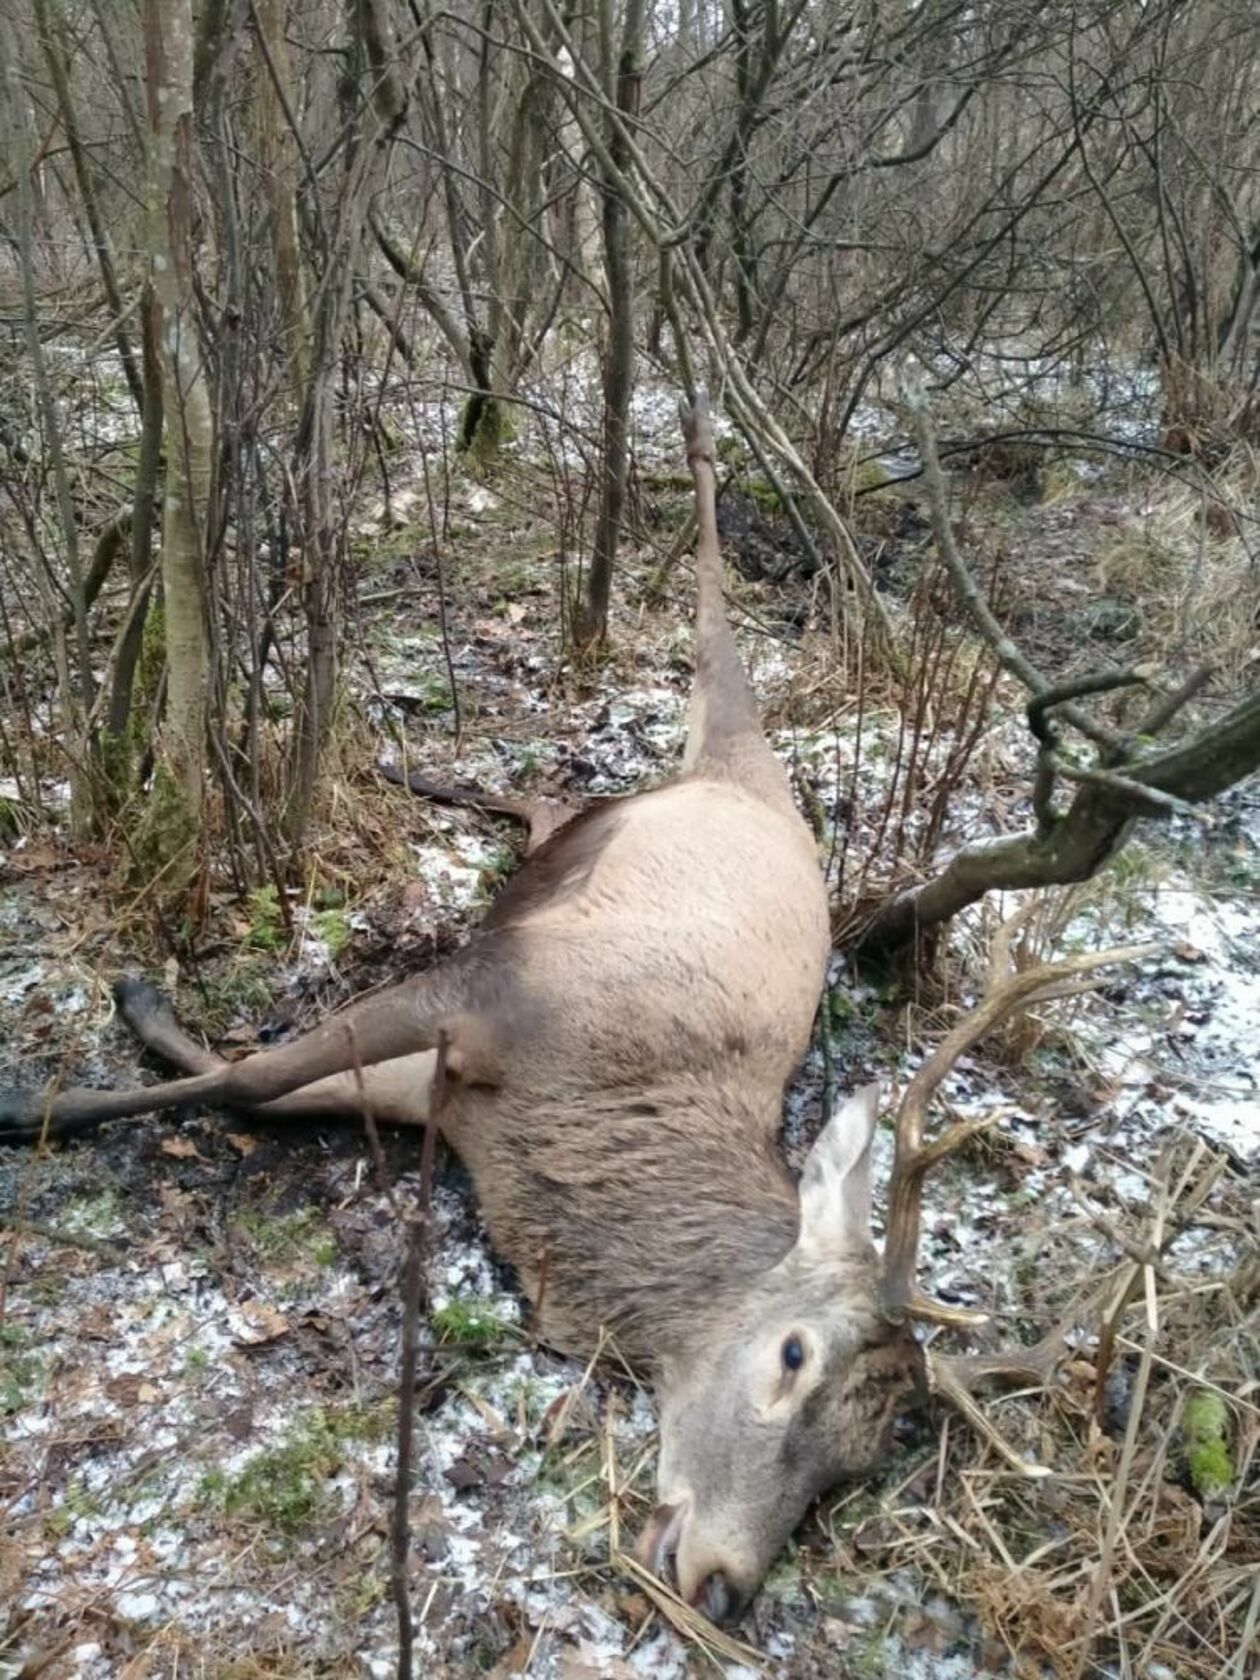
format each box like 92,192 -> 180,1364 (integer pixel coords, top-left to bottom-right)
795,1084 -> 879,1257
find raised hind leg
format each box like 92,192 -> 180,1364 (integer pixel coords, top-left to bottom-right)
678,393 -> 792,810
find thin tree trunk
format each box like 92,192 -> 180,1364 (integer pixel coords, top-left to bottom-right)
106,287 -> 163,749
578,0 -> 644,649
34,0 -> 144,412
285,345 -> 342,851
141,0 -> 212,882
256,0 -> 311,401
283,0 -> 395,850
414,18 -> 498,455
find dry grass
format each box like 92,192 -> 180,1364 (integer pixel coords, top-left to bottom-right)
837,1136 -> 1258,1680
1091,461 -> 1259,697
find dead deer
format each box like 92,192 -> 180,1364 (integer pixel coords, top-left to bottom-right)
0,395 -> 1146,1626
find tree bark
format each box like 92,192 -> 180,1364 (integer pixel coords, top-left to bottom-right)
141,0 -> 212,883
577,0 -> 645,649
106,287 -> 163,751
255,0 -> 310,401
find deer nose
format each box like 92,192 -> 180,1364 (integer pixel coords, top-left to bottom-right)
691,1569 -> 742,1627
636,1500 -> 686,1580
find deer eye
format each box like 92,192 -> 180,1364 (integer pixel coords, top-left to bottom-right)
782,1335 -> 805,1373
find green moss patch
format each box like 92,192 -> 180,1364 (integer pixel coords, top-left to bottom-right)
1181,1389 -> 1233,1498
199,1406 -> 383,1538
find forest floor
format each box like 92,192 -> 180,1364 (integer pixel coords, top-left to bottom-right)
1,384 -> 1258,1680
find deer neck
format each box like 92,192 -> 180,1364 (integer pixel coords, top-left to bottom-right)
502,1076 -> 802,1370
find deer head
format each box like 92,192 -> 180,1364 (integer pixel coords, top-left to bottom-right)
636,934 -> 1156,1623
636,1086 -> 922,1623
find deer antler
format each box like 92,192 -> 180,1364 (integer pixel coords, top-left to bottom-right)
880,921 -> 1160,1471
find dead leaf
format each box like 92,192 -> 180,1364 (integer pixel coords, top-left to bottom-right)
225,1132 -> 258,1155
557,1645 -> 637,1680
1173,941 -> 1207,963
614,1590 -> 652,1626
104,1374 -> 144,1406
9,842 -> 59,872
219,1023 -> 259,1046
222,1403 -> 254,1441
484,1454 -> 514,1487
462,1389 -> 511,1440
231,1300 -> 290,1345
1062,1358 -> 1098,1389
411,1492 -> 450,1560
901,1607 -> 958,1654
401,880 -> 429,911
444,1457 -> 484,1491
160,1134 -> 205,1161
487,1634 -> 534,1676
1083,1427 -> 1116,1471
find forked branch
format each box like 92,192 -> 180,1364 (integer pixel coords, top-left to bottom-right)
855,390 -> 1260,956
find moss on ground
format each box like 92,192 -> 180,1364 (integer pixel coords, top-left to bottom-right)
199,1405 -> 383,1538
0,1323 -> 44,1416
181,960 -> 276,1038
243,883 -> 286,951
311,905 -> 350,956
1181,1389 -> 1233,1498
232,1202 -> 338,1269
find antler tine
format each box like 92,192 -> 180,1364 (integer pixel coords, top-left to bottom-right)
880,932 -> 1160,1325
924,1274 -> 1120,1476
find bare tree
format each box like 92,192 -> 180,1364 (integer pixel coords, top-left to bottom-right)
577,0 -> 646,648
137,0 -> 212,883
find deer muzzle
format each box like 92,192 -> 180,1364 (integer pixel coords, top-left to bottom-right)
636,1498 -> 752,1628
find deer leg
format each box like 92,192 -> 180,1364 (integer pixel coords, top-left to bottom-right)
678,393 -> 791,808
0,961 -> 484,1144
378,764 -> 580,856
113,978 -> 438,1126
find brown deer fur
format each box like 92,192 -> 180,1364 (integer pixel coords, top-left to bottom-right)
0,396 -> 921,1624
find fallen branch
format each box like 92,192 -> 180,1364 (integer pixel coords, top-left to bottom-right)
855,391 -> 1260,955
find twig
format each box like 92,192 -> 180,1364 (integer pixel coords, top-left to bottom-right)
1051,757 -> 1206,820
1071,1167 -> 1170,1677
348,1021 -> 443,1680
1068,1178 -> 1179,1282
1026,667 -> 1153,746
393,1218 -> 425,1680
1134,662 -> 1213,740
1,1219 -> 124,1258
346,1022 -> 401,1220
611,1550 -> 767,1668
